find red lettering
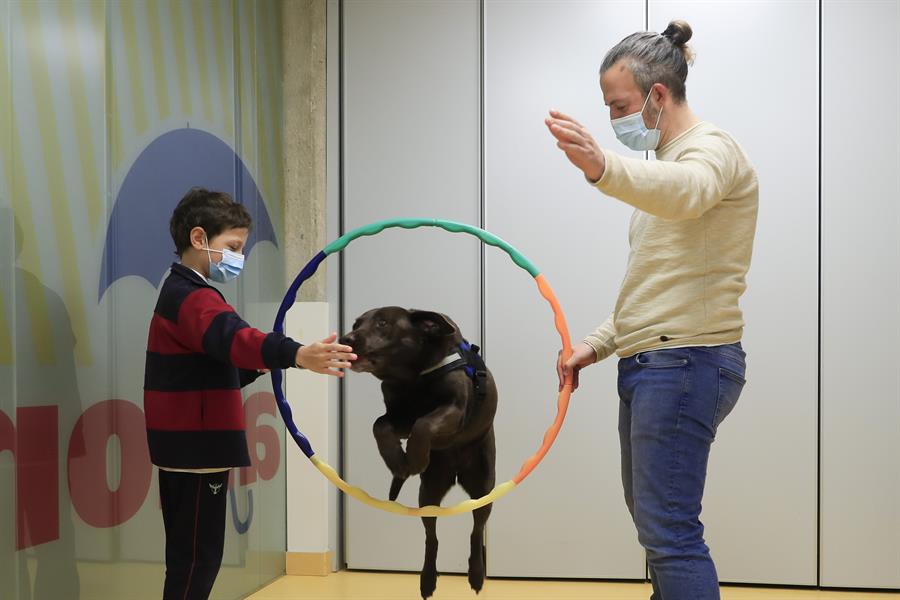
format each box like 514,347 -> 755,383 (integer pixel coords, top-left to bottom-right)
240,392 -> 279,485
1,393 -> 282,539
67,400 -> 151,528
0,407 -> 59,550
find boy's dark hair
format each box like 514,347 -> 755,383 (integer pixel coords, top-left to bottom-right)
170,188 -> 252,256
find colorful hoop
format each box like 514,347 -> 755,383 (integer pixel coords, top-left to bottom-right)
272,218 -> 574,516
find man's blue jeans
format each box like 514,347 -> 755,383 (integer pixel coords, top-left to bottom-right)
618,343 -> 747,600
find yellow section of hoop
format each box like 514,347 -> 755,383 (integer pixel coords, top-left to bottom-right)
310,456 -> 517,517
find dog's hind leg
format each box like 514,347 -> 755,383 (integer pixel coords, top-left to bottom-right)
465,503 -> 490,594
458,432 -> 496,594
418,455 -> 455,600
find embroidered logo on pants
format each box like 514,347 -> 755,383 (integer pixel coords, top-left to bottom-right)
209,483 -> 223,495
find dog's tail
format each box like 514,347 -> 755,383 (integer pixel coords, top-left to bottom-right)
389,476 -> 407,501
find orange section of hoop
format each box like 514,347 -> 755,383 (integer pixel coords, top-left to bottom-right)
512,274 -> 574,485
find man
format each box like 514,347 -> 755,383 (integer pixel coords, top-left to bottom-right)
548,20 -> 758,600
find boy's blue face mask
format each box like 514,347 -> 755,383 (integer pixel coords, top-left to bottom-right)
203,235 -> 245,283
610,90 -> 663,151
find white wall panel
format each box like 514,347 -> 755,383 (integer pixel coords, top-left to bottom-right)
821,0 -> 900,589
342,0 -> 483,573
648,0 -> 820,585
337,0 -> 898,589
484,0 -> 646,579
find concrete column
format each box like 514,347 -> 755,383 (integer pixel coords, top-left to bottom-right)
281,0 -> 335,576
283,0 -> 327,301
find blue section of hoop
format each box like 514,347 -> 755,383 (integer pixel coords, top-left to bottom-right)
271,250 -> 327,458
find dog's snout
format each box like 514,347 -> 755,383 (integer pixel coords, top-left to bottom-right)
339,333 -> 356,347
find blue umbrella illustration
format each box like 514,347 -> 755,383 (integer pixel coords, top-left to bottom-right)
99,128 -> 278,300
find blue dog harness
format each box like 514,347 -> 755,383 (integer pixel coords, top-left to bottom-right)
419,341 -> 489,399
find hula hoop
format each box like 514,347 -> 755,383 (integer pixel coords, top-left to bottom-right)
272,218 -> 574,517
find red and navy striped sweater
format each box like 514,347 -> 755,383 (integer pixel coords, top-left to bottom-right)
144,263 -> 301,468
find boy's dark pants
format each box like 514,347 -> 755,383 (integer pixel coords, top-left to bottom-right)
159,469 -> 230,600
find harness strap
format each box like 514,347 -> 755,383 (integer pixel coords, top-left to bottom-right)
419,340 -> 488,399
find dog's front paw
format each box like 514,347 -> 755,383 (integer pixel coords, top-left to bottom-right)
420,565 -> 438,599
381,450 -> 410,480
406,452 -> 430,476
388,476 -> 407,501
389,461 -> 410,480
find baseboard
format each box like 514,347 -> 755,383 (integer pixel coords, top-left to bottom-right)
286,551 -> 333,576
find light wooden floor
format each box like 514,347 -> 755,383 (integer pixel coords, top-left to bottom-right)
247,571 -> 897,600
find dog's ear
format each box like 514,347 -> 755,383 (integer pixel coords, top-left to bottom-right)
409,310 -> 457,337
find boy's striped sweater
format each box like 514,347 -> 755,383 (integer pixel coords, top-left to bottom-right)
144,263 -> 300,468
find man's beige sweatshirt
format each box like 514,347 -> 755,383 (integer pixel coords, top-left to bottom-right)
584,121 -> 759,361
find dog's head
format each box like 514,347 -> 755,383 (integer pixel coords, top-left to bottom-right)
339,307 -> 461,381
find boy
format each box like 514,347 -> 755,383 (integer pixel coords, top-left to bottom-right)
144,188 -> 355,600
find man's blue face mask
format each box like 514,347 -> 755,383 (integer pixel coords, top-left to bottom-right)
611,89 -> 663,151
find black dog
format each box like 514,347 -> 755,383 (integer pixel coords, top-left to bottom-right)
340,307 -> 498,599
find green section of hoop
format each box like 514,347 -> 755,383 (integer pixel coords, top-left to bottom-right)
322,218 -> 540,278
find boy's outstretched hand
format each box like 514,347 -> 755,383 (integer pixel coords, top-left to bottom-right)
296,333 -> 356,377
